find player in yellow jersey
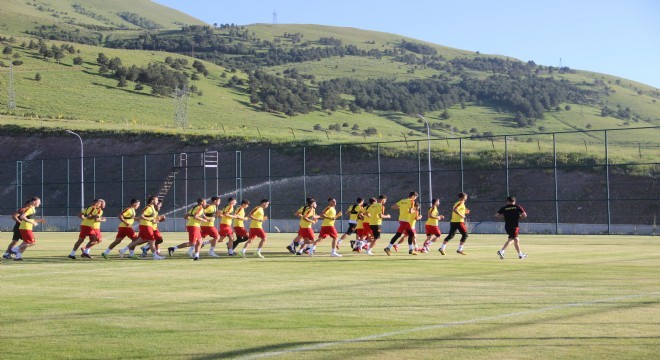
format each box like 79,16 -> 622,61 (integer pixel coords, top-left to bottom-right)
102,199 -> 140,259
384,192 -> 417,255
3,200 -> 31,260
68,199 -> 102,260
354,198 -> 375,252
168,198 -> 208,260
80,199 -> 107,258
296,198 -> 320,255
217,197 -> 237,255
200,196 -> 222,257
11,197 -> 44,261
339,197 -> 363,250
394,201 -> 423,255
310,198 -> 343,257
365,195 -> 390,255
121,196 -> 165,260
239,199 -> 270,258
286,198 -> 314,254
439,192 -> 469,255
140,201 -> 166,257
231,200 -> 250,251
422,198 -> 444,253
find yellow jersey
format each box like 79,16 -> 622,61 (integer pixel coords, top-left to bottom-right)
408,209 -> 420,228
119,207 -> 136,228
396,198 -> 413,221
249,207 -> 265,229
92,208 -> 104,230
202,204 -> 217,227
139,205 -> 156,226
367,203 -> 384,225
151,208 -> 160,230
426,206 -> 440,226
186,205 -> 204,227
220,204 -> 234,226
233,207 -> 246,228
321,206 -> 337,227
18,206 -> 36,231
81,206 -> 97,227
348,204 -> 362,222
450,201 -> 466,223
299,207 -> 315,229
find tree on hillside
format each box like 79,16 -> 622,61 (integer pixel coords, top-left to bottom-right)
73,56 -> 83,65
2,46 -> 12,55
35,73 -> 41,81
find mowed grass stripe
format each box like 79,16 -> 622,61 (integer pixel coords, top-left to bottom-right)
0,234 -> 658,359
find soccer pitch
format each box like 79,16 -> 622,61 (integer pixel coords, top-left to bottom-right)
1,233 -> 658,359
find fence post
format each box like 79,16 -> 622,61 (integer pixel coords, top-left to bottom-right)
143,154 -> 147,198
303,146 -> 307,199
121,156 -> 124,207
235,151 -> 242,202
15,161 -> 23,209
41,160 -> 44,231
417,140 -> 421,201
553,133 -> 559,234
504,135 -> 509,197
339,144 -> 344,233
67,158 -> 70,231
377,143 -> 381,195
459,138 -> 464,192
173,153 -> 177,232
268,148 -> 272,232
605,130 -> 611,234
93,157 -> 96,199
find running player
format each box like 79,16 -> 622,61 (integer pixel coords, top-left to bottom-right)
168,198 -> 208,260
286,198 -> 313,254
312,198 -> 343,257
141,201 -> 166,257
384,192 -> 417,256
339,198 -> 363,250
69,199 -> 102,259
240,199 -> 269,258
102,199 -> 140,259
496,196 -> 528,259
296,198 -> 319,255
231,199 -> 250,251
120,196 -> 165,260
354,198 -> 376,252
80,199 -> 106,258
366,195 -> 390,255
11,197 -> 44,261
438,192 -> 470,255
200,196 -> 222,258
3,200 -> 30,260
217,197 -> 237,255
397,201 -> 422,255
421,198 -> 444,252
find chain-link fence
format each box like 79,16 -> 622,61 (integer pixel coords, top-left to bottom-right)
1,127 -> 658,235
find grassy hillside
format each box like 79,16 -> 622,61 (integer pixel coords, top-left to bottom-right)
0,0 -> 658,165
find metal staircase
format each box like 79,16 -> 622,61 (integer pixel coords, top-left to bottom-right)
156,167 -> 181,200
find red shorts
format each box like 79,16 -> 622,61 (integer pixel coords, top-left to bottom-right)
201,226 -> 219,239
297,227 -> 315,240
79,225 -> 95,239
319,226 -> 338,239
19,229 -> 35,244
396,221 -> 413,234
219,224 -> 233,237
234,226 -> 248,238
362,223 -> 373,236
506,226 -> 520,238
92,228 -> 102,240
356,228 -> 364,238
186,226 -> 202,243
153,229 -> 163,242
116,227 -> 137,240
425,225 -> 441,236
139,225 -> 155,241
249,228 -> 266,240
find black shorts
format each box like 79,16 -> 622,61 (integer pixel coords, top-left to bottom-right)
369,225 -> 382,240
345,223 -> 357,235
12,223 -> 22,241
505,226 -> 520,238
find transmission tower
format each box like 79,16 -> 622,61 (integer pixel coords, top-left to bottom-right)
173,87 -> 190,129
8,63 -> 16,110
272,11 -> 278,25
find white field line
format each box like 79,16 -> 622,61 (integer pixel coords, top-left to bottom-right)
238,292 -> 659,360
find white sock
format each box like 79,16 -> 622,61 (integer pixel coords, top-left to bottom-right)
519,252 -> 524,256
440,244 -> 446,250
209,246 -> 215,252
458,245 -> 464,251
203,240 -> 210,246
84,248 -> 90,254
500,249 -> 505,254
103,249 -> 110,255
195,252 -> 200,258
120,246 -> 128,252
15,251 -> 22,259
257,247 -> 262,253
129,250 -> 134,256
69,250 -> 76,256
311,245 -> 316,251
337,239 -> 342,244
386,244 -> 392,249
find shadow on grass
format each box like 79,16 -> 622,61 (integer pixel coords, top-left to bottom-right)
91,82 -> 154,97
191,341 -> 321,360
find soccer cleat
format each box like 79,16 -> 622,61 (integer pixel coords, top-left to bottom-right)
409,250 -> 418,255
208,252 -> 220,258
384,248 -> 391,256
14,257 -> 24,261
153,254 -> 165,260
256,253 -> 265,259
308,249 -> 313,257
187,247 -> 195,258
392,244 -> 399,252
519,253 -> 528,259
193,256 -> 200,261
119,248 -> 127,259
286,245 -> 295,254
439,248 -> 446,255
422,246 -> 429,253
167,247 -> 175,257
366,249 -> 374,255
497,250 -> 504,259
227,252 -> 236,257
141,246 -> 149,257
2,253 -> 11,259
331,252 -> 343,257
81,253 -> 92,259
239,252 -> 246,259
350,240 -> 356,249
101,252 -> 108,259
68,254 -> 77,260
456,250 -> 468,255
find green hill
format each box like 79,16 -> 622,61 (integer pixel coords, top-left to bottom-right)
0,0 -> 658,164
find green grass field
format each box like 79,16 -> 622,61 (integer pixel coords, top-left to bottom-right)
1,233 -> 658,359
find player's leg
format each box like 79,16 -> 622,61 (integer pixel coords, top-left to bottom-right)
456,223 -> 468,255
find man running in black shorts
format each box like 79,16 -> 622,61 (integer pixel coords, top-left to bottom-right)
495,196 -> 528,259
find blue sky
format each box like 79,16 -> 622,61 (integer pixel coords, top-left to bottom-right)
154,0 -> 660,88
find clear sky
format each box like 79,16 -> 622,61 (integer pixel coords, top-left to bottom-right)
154,0 -> 660,89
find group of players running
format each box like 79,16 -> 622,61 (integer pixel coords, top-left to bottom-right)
2,191 -> 528,262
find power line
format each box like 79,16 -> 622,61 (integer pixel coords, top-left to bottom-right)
272,11 -> 278,25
